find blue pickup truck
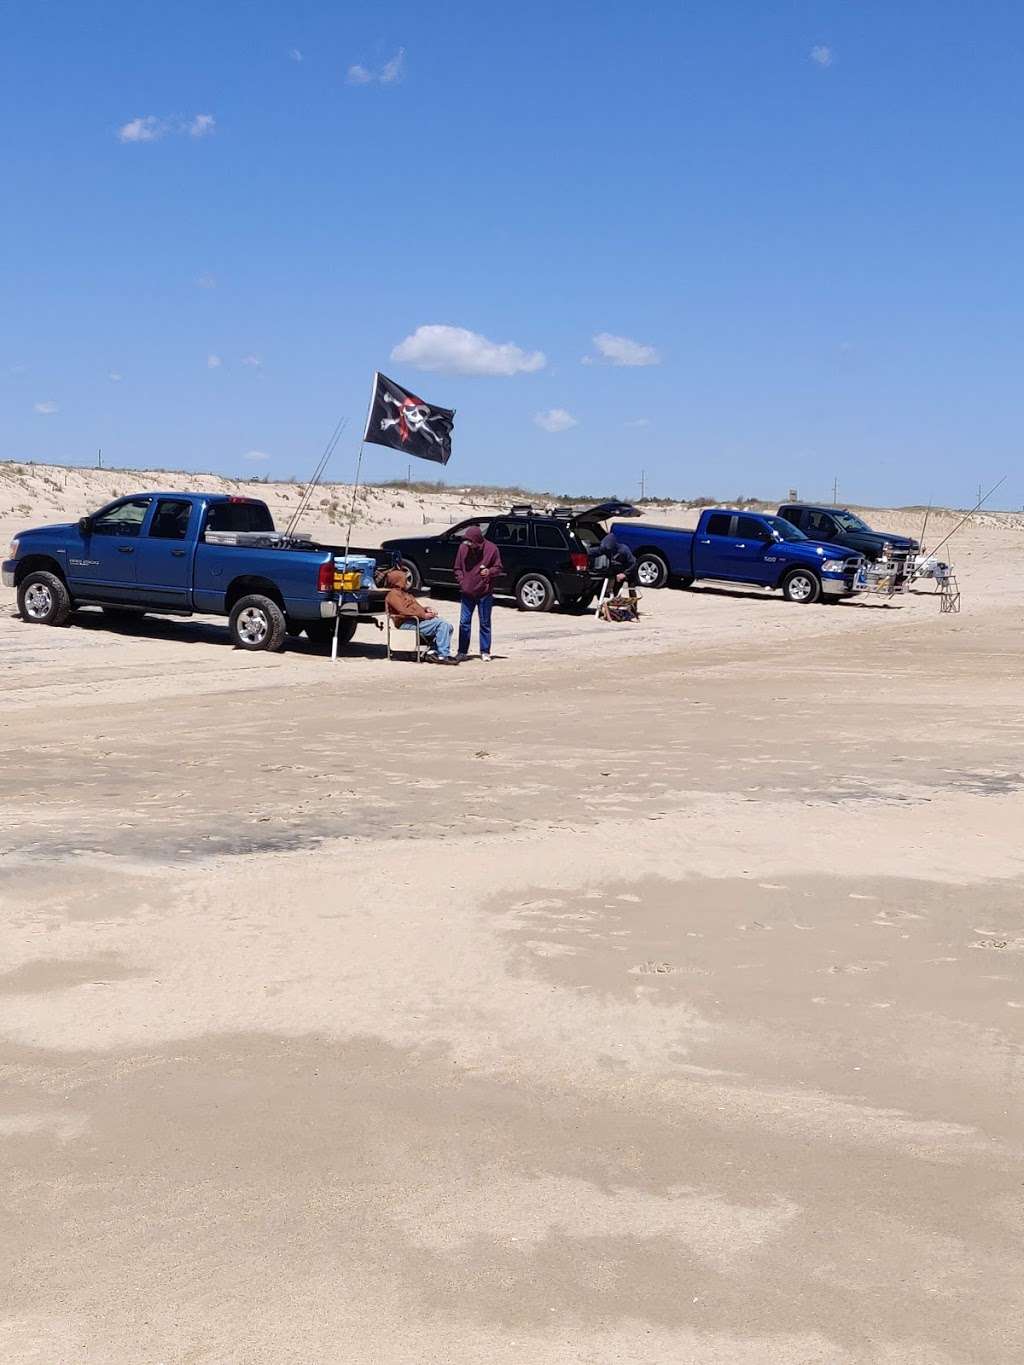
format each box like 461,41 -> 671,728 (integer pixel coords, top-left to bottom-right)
3,491 -> 392,651
611,508 -> 864,603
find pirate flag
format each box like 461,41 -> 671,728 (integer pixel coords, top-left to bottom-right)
363,371 -> 455,465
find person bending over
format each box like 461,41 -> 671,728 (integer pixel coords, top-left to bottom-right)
455,524 -> 503,662
597,532 -> 637,594
384,568 -> 458,665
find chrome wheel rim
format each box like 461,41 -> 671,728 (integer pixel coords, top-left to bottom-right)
788,574 -> 813,602
520,579 -> 546,609
637,559 -> 661,586
24,583 -> 53,618
237,607 -> 269,644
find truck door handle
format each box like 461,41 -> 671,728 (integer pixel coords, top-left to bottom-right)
698,538 -> 711,544
736,543 -> 746,549
170,549 -> 186,557
117,545 -> 134,554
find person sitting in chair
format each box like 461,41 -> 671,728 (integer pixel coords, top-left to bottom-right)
384,568 -> 458,665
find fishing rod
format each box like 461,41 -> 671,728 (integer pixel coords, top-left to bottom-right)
918,499 -> 931,553
283,415 -> 348,540
921,474 -> 1006,565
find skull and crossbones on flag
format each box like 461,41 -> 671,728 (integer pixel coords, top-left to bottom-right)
364,372 -> 455,465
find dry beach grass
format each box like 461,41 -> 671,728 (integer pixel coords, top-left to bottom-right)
1,463 -> 1022,1362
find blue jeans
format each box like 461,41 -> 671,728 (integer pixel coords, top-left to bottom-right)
401,616 -> 452,658
459,594 -> 493,655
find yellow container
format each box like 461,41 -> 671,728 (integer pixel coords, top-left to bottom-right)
333,569 -> 363,593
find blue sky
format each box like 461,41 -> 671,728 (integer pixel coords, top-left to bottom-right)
2,0 -> 1021,507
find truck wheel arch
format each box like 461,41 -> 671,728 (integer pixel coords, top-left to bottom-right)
224,575 -> 286,612
14,554 -> 68,587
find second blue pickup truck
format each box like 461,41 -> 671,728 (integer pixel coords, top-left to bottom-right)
612,508 -> 864,603
3,491 -> 395,650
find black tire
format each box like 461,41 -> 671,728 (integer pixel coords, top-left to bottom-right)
228,593 -> 287,651
303,618 -> 357,646
515,572 -> 555,612
635,552 -> 669,589
781,568 -> 822,605
677,576 -> 695,589
17,570 -> 72,627
400,558 -> 422,590
561,590 -> 596,612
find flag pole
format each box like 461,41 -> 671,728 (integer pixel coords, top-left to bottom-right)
333,376 -> 378,662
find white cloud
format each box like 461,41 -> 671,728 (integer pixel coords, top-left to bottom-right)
116,114 -> 216,144
289,48 -> 303,63
196,273 -> 217,289
108,371 -> 123,382
118,115 -> 166,143
34,400 -> 59,415
391,324 -> 546,376
534,408 -> 578,433
810,45 -> 833,67
347,48 -> 405,86
244,450 -> 270,462
623,417 -> 650,428
588,332 -> 661,367
240,354 -> 262,369
207,353 -> 222,369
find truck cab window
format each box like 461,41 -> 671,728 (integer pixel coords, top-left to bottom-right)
149,499 -> 192,540
205,502 -> 274,534
705,513 -> 733,537
736,515 -> 770,541
91,499 -> 151,537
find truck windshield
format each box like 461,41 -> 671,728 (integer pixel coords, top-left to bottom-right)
762,516 -> 806,542
834,511 -> 870,532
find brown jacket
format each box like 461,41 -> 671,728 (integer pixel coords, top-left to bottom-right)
384,569 -> 433,625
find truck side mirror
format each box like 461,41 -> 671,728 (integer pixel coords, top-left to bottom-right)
78,516 -> 92,535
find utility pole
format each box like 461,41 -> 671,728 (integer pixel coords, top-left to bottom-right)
97,448 -> 103,469
639,469 -> 646,501
831,475 -> 838,505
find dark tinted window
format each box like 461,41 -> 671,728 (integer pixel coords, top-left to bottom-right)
806,511 -> 835,537
737,515 -> 769,540
706,513 -> 733,536
571,523 -> 602,549
205,501 -> 274,533
492,520 -> 530,545
451,520 -> 490,540
149,499 -> 192,540
91,498 -> 151,537
534,523 -> 568,549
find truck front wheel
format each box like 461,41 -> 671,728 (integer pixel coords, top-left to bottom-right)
635,553 -> 669,589
516,572 -> 555,612
18,570 -> 72,627
229,594 -> 287,651
781,569 -> 821,604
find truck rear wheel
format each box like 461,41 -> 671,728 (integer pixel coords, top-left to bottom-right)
635,553 -> 669,589
781,569 -> 821,604
304,618 -> 357,647
400,558 -> 421,590
18,570 -> 72,627
229,594 -> 287,651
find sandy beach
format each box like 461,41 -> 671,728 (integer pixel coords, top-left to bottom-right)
1,465 -> 1022,1363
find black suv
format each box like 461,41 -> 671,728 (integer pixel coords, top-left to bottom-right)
777,504 -> 919,562
381,501 -> 640,612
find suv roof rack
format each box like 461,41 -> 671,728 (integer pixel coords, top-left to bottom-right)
508,503 -> 536,516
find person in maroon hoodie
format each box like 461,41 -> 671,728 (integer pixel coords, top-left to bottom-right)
454,524 -> 503,661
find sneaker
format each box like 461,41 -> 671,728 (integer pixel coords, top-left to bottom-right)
481,653 -> 492,663
439,655 -> 459,666
423,649 -> 439,662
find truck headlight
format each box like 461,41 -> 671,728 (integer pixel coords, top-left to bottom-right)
7,539 -> 18,559
822,559 -> 846,572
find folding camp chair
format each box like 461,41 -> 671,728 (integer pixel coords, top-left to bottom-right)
385,611 -> 424,661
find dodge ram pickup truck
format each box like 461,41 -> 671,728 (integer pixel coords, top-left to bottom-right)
611,508 -> 864,603
3,491 -> 394,651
